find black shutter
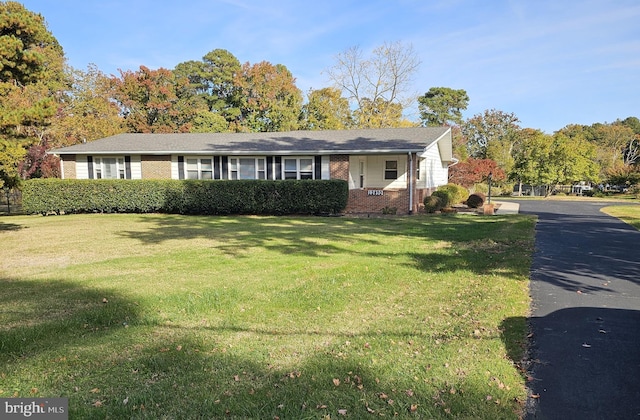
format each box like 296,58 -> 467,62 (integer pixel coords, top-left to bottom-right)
221,156 -> 228,179
124,156 -> 131,179
266,156 -> 273,180
87,156 -> 94,179
275,157 -> 282,180
314,156 -> 322,179
178,156 -> 184,180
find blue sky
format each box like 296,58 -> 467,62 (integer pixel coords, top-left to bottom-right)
18,0 -> 640,133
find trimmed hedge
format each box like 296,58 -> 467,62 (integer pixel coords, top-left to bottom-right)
22,179 -> 349,216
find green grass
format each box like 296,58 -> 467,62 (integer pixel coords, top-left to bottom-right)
602,205 -> 640,230
0,213 -> 535,419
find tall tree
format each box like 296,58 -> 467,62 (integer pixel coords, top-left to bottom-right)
50,64 -> 124,147
559,122 -> 637,177
325,41 -> 420,128
511,129 -> 598,195
174,49 -> 242,131
0,1 -> 66,186
112,66 -> 206,133
300,87 -> 352,130
234,61 -> 302,132
353,97 -> 413,128
462,109 -> 521,173
418,87 -> 469,127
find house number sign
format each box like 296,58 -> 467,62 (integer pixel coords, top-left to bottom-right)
367,190 -> 384,196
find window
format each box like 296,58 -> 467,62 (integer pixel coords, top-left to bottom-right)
384,160 -> 398,180
186,158 -> 213,180
359,161 -> 365,188
94,157 -> 125,179
283,157 -> 314,180
229,157 -> 266,180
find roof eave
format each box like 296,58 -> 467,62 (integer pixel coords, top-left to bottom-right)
51,148 -> 426,156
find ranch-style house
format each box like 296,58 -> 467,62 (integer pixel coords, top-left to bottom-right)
50,127 -> 454,215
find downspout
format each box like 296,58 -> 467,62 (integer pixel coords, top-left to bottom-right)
408,152 -> 413,215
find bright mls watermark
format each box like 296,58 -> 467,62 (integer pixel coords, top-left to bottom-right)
1,398 -> 68,419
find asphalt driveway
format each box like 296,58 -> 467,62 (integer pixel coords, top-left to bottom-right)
513,200 -> 640,419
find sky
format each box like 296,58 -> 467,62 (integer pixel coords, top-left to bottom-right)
16,0 -> 640,133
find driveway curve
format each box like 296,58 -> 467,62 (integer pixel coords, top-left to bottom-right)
513,200 -> 640,419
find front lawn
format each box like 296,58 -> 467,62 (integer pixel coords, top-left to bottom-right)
0,213 -> 535,419
602,205 -> 640,230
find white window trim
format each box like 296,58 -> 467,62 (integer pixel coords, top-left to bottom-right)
185,156 -> 214,180
93,156 -> 126,179
229,156 -> 267,180
283,156 -> 315,180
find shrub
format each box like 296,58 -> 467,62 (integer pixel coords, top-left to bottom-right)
431,190 -> 452,208
466,192 -> 486,208
423,195 -> 442,213
436,183 -> 469,206
22,179 -> 349,216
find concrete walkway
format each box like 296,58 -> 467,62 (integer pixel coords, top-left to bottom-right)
493,200 -> 520,214
513,200 -> 640,419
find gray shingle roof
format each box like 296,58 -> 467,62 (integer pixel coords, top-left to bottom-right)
50,127 -> 450,156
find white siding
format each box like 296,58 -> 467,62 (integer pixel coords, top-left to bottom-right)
76,155 -> 89,179
130,155 -> 142,179
348,154 -> 407,190
419,143 -> 448,188
321,155 -> 330,180
171,155 -> 179,179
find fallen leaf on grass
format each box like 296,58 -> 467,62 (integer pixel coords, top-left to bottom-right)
409,404 -> 418,412
332,378 -> 340,386
90,388 -> 100,394
338,409 -> 347,415
92,400 -> 103,407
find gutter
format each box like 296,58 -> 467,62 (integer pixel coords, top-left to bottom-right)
50,149 -> 426,156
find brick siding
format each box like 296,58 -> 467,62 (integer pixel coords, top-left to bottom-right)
141,155 -> 171,179
61,155 -> 76,179
329,154 -> 349,180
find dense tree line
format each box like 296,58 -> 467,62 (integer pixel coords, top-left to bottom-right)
1,1 -> 638,195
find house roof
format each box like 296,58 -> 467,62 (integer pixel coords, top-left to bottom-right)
50,127 -> 452,159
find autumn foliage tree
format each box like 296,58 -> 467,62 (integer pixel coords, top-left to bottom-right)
112,66 -> 206,133
448,158 -> 505,188
235,61 -> 302,132
301,87 -> 352,130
